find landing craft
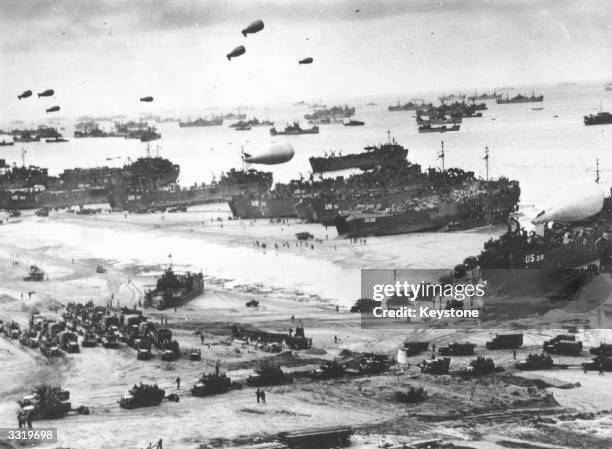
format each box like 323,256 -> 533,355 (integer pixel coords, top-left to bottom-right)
18,90 -> 32,100
242,20 -> 264,37
227,45 -> 246,61
299,57 -> 313,65
531,181 -> 604,226
242,142 -> 295,165
140,96 -> 154,102
38,89 -> 54,97
46,106 -> 60,113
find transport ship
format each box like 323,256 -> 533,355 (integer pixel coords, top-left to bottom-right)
228,192 -> 298,219
387,100 -> 422,111
304,105 -> 355,121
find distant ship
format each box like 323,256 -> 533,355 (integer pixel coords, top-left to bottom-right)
304,105 -> 355,121
45,137 -> 69,143
343,119 -> 365,127
496,92 -> 543,104
179,117 -> 223,127
309,134 -> 408,173
467,91 -> 502,101
74,121 -> 116,138
0,140 -> 14,146
439,94 -> 466,102
387,100 -> 422,111
270,122 -> 319,136
584,110 -> 612,126
229,118 -> 273,128
418,124 -> 460,133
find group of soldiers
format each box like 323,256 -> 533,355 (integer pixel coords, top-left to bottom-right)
17,410 -> 33,428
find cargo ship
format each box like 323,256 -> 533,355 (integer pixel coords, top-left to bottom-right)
179,116 -> 223,127
496,92 -> 544,104
334,177 -> 520,238
144,266 -> 204,310
74,121 -> 117,138
309,134 -> 408,173
584,111 -> 612,126
108,168 -> 272,212
270,122 -> 319,135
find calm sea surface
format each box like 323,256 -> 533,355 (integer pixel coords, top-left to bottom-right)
2,81 -> 612,208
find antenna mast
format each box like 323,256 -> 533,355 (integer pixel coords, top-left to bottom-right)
21,147 -> 27,166
484,146 -> 490,182
596,158 -> 600,184
438,141 -> 445,172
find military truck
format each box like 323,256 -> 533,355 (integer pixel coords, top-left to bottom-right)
81,331 -> 98,347
583,356 -> 612,372
590,343 -> 612,357
516,353 -> 553,370
102,331 -> 120,349
310,360 -> 346,380
191,371 -> 232,397
4,321 -> 21,339
543,335 -> 582,356
189,347 -> 201,361
486,333 -> 523,350
403,341 -> 429,356
40,341 -> 61,357
119,384 -> 165,409
246,361 -> 293,387
160,340 -> 180,361
59,331 -> 80,353
419,357 -> 451,374
23,265 -> 45,281
349,298 -> 382,313
18,386 -> 83,419
438,342 -> 475,356
464,357 -> 503,376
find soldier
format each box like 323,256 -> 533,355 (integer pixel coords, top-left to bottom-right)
176,376 -> 181,389
17,411 -> 24,429
255,388 -> 261,404
26,412 -> 33,428
261,390 -> 266,405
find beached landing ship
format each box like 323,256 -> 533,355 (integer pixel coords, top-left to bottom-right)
229,189 -> 298,219
309,134 -> 408,173
144,266 -> 204,310
462,182 -> 612,295
107,168 -> 272,212
335,177 -> 520,238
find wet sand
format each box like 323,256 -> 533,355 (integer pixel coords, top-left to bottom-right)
1,209 -> 612,448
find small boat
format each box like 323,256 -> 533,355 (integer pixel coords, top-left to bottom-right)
343,119 -> 365,127
0,140 -> 14,146
418,124 -> 460,133
45,138 -> 69,143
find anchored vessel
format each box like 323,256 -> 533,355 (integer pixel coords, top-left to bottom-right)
178,116 -> 223,127
584,111 -> 612,126
270,122 -> 319,135
496,92 -> 544,104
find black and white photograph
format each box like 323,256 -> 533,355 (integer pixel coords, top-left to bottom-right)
1,1 -> 612,448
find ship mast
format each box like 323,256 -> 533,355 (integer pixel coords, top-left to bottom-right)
21,147 -> 27,167
438,141 -> 445,172
596,158 -> 600,184
484,146 -> 490,182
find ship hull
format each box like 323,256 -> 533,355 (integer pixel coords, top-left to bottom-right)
309,149 -> 408,173
0,188 -> 109,210
229,196 -> 298,218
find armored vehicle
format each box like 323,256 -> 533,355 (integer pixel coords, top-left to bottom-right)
119,383 -> 165,409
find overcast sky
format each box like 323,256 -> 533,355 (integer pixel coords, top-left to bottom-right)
1,0 -> 611,120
